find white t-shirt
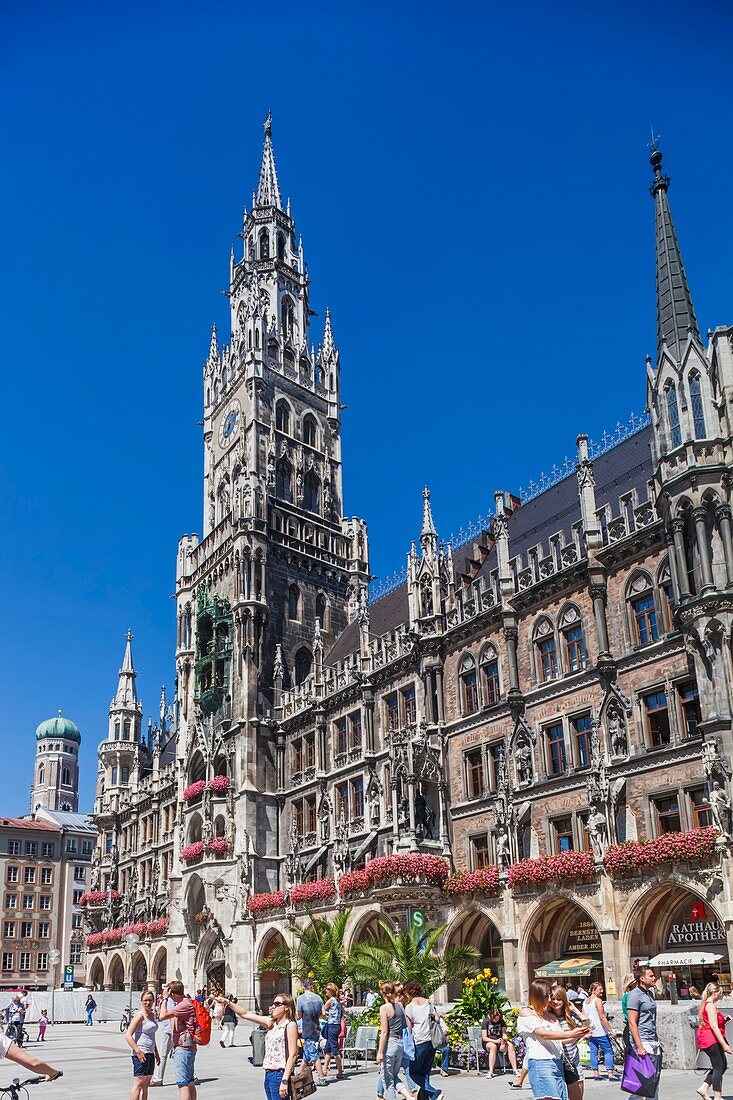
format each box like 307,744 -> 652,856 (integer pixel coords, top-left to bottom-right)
517,1011 -> 563,1060
583,997 -> 605,1038
405,1001 -> 435,1045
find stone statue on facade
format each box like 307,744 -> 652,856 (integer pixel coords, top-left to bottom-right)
710,782 -> 732,838
333,815 -> 350,875
703,738 -> 732,784
585,805 -> 609,862
607,708 -> 628,757
284,820 -> 301,886
516,742 -> 533,786
414,789 -> 435,840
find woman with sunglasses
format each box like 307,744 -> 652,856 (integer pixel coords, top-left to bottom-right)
517,980 -> 589,1100
547,987 -> 585,1100
215,993 -> 298,1100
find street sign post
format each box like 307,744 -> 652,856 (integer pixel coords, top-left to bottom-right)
63,964 -> 74,991
49,949 -> 61,1024
408,908 -> 428,947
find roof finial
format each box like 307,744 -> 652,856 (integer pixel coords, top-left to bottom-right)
648,126 -> 660,154
57,708 -> 62,717
264,110 -> 272,137
256,113 -> 282,209
421,486 -> 437,540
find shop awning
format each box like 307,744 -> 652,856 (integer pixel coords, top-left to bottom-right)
648,951 -> 723,967
535,956 -> 602,978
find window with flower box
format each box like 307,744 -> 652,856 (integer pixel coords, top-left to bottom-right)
572,714 -> 592,769
688,787 -> 712,829
643,690 -> 670,748
465,749 -> 484,800
678,682 -> 701,740
335,718 -> 348,756
401,686 -> 417,725
545,723 -> 567,776
470,835 -> 491,870
577,813 -> 592,851
385,694 -> 399,733
653,794 -> 681,833
459,656 -> 479,714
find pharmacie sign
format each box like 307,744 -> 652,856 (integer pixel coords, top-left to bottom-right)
667,920 -> 725,945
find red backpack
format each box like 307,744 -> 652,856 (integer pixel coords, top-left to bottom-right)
193,1000 -> 212,1046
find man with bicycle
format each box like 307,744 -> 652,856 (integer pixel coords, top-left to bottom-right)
0,1025 -> 61,1093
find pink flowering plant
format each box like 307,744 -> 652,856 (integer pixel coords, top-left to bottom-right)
507,850 -> 596,888
247,890 -> 287,914
338,853 -> 449,897
86,932 -> 102,948
206,837 -> 229,856
604,827 -> 717,876
147,917 -> 169,936
291,879 -> 336,906
181,840 -> 205,863
183,779 -> 206,802
444,866 -> 501,896
79,890 -> 121,905
208,775 -> 230,794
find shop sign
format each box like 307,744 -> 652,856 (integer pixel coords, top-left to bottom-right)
566,919 -> 602,955
667,921 -> 725,945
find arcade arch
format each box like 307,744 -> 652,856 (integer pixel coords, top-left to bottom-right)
524,897 -> 603,990
88,957 -> 104,991
257,928 -> 290,1012
108,952 -> 125,991
444,907 -> 503,1000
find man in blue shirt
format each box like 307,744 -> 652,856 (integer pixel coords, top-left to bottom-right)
296,980 -> 327,1086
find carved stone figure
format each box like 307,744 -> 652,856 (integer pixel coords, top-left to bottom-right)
414,790 -> 435,840
333,816 -> 350,875
586,806 -> 609,862
607,709 -> 628,757
496,828 -> 511,869
284,820 -> 301,885
703,739 -> 732,784
516,743 -> 533,785
710,782 -> 732,837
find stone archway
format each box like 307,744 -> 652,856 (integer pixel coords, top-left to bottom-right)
88,957 -> 105,991
624,882 -> 729,992
344,908 -> 389,953
257,928 -> 290,1013
444,906 -> 504,1000
151,946 -> 167,991
524,896 -> 603,993
132,950 -> 148,992
108,952 -> 125,991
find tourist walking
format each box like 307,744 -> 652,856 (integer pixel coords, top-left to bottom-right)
403,980 -> 443,1100
150,991 -> 173,1088
219,996 -> 238,1048
322,983 -> 345,1079
548,987 -> 584,1100
517,980 -> 589,1100
6,998 -> 25,1047
124,990 -> 160,1100
158,981 -> 198,1100
583,982 -> 618,1081
37,1009 -> 48,1043
377,982 -> 406,1100
626,967 -> 661,1100
214,992 -> 298,1100
296,979 -> 327,1085
694,982 -> 732,1100
482,1007 -> 518,1078
85,993 -> 97,1026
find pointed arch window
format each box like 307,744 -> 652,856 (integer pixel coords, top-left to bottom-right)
294,648 -> 312,686
559,607 -> 587,673
124,719 -> 132,740
38,764 -> 45,786
316,592 -> 328,628
303,415 -> 318,448
259,228 -> 270,259
628,573 -> 659,645
666,382 -> 682,448
281,297 -> 295,339
480,645 -> 501,705
276,457 -> 293,503
534,619 -> 558,682
288,584 -> 300,621
114,721 -> 121,741
304,470 -> 320,514
689,373 -> 706,439
275,400 -> 291,434
459,654 -> 479,715
277,232 -> 286,261
62,767 -> 70,786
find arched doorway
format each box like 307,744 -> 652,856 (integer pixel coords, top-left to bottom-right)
258,930 -> 290,1012
628,884 -> 729,993
89,957 -> 104,991
108,953 -> 125,991
346,910 -> 388,952
205,940 -> 226,996
132,951 -> 148,992
151,947 -> 167,991
445,908 -> 503,1000
526,899 -> 603,990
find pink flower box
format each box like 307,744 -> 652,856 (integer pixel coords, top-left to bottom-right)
208,776 -> 230,794
604,827 -> 717,876
290,879 -> 336,905
206,837 -> 229,856
507,850 -> 596,888
147,917 -> 169,936
79,890 -> 120,905
183,780 -> 206,802
181,841 -> 205,863
338,853 -> 449,897
247,890 -> 287,914
444,866 -> 501,896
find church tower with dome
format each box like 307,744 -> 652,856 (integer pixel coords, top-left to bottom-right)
30,711 -> 82,813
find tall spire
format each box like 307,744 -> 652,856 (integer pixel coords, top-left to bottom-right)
649,137 -> 700,361
255,111 -> 282,210
420,486 -> 438,557
114,629 -> 139,707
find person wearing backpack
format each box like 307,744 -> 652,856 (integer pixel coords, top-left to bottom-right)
158,982 -> 198,1100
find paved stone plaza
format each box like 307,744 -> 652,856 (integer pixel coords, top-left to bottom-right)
0,1022 -> 706,1100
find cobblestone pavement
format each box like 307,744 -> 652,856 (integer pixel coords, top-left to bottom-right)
0,1023 -> 705,1100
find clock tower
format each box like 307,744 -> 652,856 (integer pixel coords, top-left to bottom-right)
173,115 -> 370,924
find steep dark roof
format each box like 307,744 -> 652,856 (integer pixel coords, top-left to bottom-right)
326,426 -> 654,665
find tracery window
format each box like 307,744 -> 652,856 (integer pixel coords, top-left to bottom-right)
294,648 -> 312,686
275,400 -> 291,434
259,228 -> 270,259
276,457 -> 293,503
689,373 -> 706,439
534,619 -> 558,682
303,415 -> 318,448
628,574 -> 659,645
304,470 -> 320,513
666,382 -> 682,448
288,584 -> 300,621
459,654 -> 479,715
480,645 -> 501,705
559,607 -> 587,673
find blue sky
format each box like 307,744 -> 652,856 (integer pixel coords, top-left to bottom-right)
1,0 -> 731,815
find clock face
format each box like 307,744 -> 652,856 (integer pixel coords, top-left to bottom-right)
218,401 -> 240,447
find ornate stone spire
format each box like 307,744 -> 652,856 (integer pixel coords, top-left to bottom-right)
322,308 -> 336,360
206,323 -> 219,370
649,137 -> 700,361
420,486 -> 438,557
255,111 -> 282,210
114,630 -> 138,708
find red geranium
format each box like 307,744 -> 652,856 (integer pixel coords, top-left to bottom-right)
444,866 -> 501,896
338,853 -> 449,897
183,780 -> 206,802
604,827 -> 717,876
79,890 -> 120,905
246,891 -> 287,914
291,879 -> 336,905
181,841 -> 205,863
208,776 -> 230,794
507,850 -> 596,888
206,837 -> 229,856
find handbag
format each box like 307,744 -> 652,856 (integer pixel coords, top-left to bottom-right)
285,1026 -> 317,1100
620,1049 -> 661,1098
428,1007 -> 445,1049
561,1049 -> 580,1084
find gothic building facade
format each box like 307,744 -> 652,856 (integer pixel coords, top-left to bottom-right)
85,121 -> 733,1011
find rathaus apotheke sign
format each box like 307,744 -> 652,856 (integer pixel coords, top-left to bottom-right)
667,921 -> 726,944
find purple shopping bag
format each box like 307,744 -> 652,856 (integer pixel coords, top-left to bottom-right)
620,1049 -> 661,1098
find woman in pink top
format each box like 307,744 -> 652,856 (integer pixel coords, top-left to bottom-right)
696,982 -> 733,1100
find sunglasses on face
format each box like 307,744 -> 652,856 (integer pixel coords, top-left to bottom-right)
271,1001 -> 285,1007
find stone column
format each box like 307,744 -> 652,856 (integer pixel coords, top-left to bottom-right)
694,507 -> 715,591
438,780 -> 451,858
589,582 -> 611,658
390,781 -> 400,849
504,625 -> 520,692
362,689 -> 375,753
407,774 -> 418,850
434,667 -> 445,723
672,518 -> 692,598
717,506 -> 733,587
664,531 -> 682,601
